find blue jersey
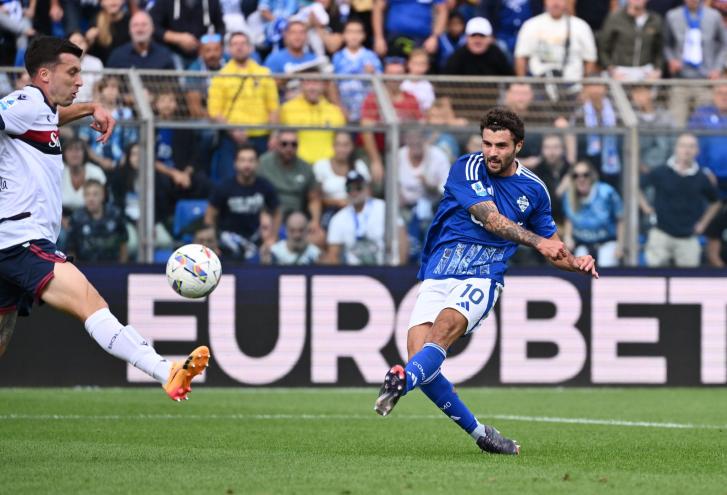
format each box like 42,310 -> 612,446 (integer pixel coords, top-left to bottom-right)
418,153 -> 557,284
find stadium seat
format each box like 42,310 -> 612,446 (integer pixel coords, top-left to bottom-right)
172,199 -> 208,242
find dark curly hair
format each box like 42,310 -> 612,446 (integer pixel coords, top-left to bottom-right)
480,107 -> 525,144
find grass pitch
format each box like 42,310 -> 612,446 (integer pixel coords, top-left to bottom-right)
1,388 -> 726,495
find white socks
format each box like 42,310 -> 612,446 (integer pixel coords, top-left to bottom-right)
470,422 -> 487,441
84,308 -> 171,384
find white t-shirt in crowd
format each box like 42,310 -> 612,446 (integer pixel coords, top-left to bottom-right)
313,158 -> 371,201
270,240 -> 321,265
397,144 -> 451,206
327,197 -> 387,265
514,13 -> 597,80
400,79 -> 435,112
61,162 -> 107,211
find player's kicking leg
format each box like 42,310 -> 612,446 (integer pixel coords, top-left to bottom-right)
375,278 -> 519,455
41,261 -> 209,401
0,310 -> 18,357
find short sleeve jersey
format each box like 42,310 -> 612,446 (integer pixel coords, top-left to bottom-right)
0,86 -> 64,250
209,176 -> 280,238
418,152 -> 557,284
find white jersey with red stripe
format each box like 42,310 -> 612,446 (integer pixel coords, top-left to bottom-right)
0,85 -> 64,250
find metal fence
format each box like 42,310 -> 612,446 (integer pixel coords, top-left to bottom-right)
1,66 -> 725,266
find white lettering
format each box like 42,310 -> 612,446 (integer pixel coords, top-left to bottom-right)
208,275 -> 306,384
669,278 -> 727,384
311,276 -> 393,383
592,277 -> 667,383
126,274 -> 202,383
500,277 -> 586,383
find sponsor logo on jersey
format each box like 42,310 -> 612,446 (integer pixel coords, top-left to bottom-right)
517,195 -> 530,212
471,181 -> 487,196
0,97 -> 16,110
0,176 -> 7,191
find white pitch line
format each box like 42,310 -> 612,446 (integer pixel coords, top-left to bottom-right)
0,413 -> 725,430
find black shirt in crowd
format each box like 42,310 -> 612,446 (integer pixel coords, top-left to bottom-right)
209,176 -> 279,239
67,205 -> 129,261
443,44 -> 514,76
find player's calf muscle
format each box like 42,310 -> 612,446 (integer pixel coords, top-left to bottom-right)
0,312 -> 17,357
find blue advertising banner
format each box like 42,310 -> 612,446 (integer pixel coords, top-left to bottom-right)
1,265 -> 726,386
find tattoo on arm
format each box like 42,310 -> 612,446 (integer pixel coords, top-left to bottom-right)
468,201 -> 542,248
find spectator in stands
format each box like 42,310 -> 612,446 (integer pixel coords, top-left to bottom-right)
107,10 -> 176,68
332,18 -> 382,122
62,138 -> 107,213
267,211 -> 322,264
208,31 -> 279,159
372,0 -> 447,57
598,0 -> 664,81
563,160 -> 624,267
465,133 -> 481,154
280,69 -> 346,164
425,96 -> 467,162
401,48 -> 435,112
185,32 -> 227,119
570,83 -> 622,189
63,0 -> 102,35
705,204 -> 727,267
711,0 -> 727,26
258,130 -> 323,242
648,0 -> 682,18
86,0 -> 131,64
205,144 -> 281,260
436,11 -> 465,71
573,0 -> 616,32
66,179 -> 129,262
640,133 -> 721,267
398,130 -> 450,255
0,0 -> 35,64
149,0 -> 225,67
514,0 -> 598,81
688,82 -> 727,198
478,0 -> 541,56
68,31 -> 104,104
360,57 -> 422,185
664,0 -> 727,124
109,142 -> 141,223
264,19 -> 318,73
325,170 -> 407,265
503,82 -> 568,168
631,84 -> 674,172
78,75 -> 138,171
153,89 -> 212,222
258,0 -> 299,49
531,134 -> 570,226
313,131 -> 371,227
193,225 -> 222,257
398,129 -> 450,224
443,16 -> 514,76
298,0 -> 345,56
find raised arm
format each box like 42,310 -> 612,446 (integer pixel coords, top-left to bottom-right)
58,102 -> 115,144
468,200 -> 565,258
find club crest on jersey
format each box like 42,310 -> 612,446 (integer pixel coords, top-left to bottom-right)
517,195 -> 530,212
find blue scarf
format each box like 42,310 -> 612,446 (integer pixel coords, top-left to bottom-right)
584,98 -> 621,176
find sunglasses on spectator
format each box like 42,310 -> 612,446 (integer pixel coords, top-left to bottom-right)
280,141 -> 298,148
572,172 -> 591,179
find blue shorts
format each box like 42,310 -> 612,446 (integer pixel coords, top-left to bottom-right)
0,239 -> 67,317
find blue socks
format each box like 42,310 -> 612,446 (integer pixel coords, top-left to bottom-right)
403,343 -> 447,394
421,372 -> 481,436
403,342 -> 485,439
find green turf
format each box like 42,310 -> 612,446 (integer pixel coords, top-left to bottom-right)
1,388 -> 726,495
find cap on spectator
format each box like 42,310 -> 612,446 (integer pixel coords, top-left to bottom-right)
200,33 -> 222,44
465,17 -> 493,37
345,170 -> 367,187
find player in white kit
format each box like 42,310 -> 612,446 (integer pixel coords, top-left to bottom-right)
0,36 -> 208,401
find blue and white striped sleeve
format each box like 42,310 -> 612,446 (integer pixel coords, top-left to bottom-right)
444,153 -> 494,210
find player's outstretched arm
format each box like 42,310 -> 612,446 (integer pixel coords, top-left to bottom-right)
469,201 -> 566,259
58,102 -> 116,144
544,233 -> 599,279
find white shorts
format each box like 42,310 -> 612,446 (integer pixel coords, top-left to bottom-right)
408,277 -> 502,335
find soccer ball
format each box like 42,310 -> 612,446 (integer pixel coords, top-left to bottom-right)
166,244 -> 222,298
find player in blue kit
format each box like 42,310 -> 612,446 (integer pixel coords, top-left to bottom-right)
374,107 -> 599,454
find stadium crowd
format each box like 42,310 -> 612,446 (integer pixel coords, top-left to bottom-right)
1,0 -> 727,267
